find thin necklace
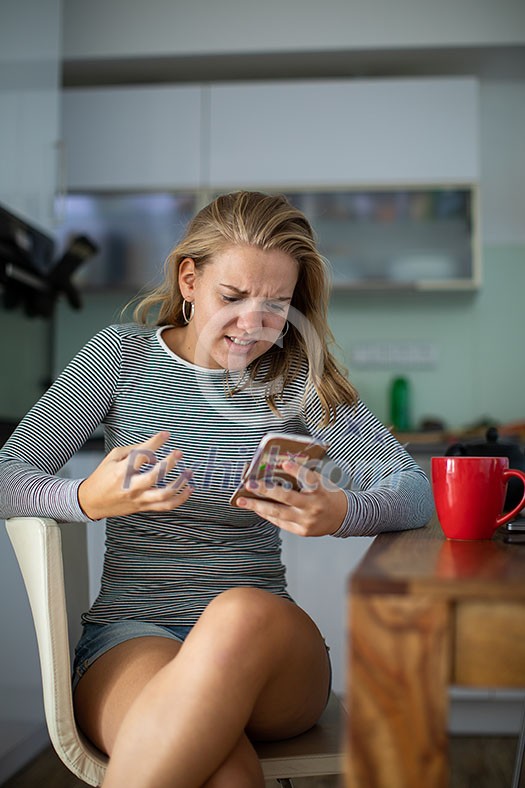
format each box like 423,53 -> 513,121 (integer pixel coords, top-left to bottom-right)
223,367 -> 250,398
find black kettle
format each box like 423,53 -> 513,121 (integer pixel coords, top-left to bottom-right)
445,427 -> 525,512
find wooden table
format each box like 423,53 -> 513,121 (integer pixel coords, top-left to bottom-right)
346,515 -> 525,788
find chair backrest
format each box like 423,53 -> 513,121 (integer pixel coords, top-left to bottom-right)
5,517 -> 108,786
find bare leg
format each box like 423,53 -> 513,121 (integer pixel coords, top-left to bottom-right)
76,588 -> 330,788
74,635 -> 183,754
201,734 -> 265,788
75,639 -> 264,786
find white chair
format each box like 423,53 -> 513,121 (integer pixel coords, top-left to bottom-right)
5,516 -> 345,787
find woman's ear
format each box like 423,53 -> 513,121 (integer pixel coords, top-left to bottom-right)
178,258 -> 196,300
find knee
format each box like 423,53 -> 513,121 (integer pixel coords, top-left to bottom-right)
211,586 -> 274,611
201,587 -> 290,646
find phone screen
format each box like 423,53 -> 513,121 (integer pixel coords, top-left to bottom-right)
229,433 -> 328,506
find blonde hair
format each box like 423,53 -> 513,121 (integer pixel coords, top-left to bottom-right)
133,191 -> 357,426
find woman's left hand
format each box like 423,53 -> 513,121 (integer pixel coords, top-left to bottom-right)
235,459 -> 347,536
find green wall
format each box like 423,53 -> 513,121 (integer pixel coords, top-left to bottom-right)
329,243 -> 525,429
0,290 -> 131,422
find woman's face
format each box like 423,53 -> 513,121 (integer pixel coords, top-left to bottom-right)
179,245 -> 298,370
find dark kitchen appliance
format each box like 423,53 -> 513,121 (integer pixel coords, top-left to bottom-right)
0,202 -> 97,318
446,427 -> 525,512
0,203 -> 98,402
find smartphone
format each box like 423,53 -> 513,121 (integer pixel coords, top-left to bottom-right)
501,519 -> 525,544
502,520 -> 525,532
229,432 -> 328,506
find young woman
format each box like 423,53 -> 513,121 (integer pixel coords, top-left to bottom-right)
0,191 -> 433,787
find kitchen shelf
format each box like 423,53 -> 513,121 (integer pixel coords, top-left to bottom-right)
285,185 -> 481,291
56,184 -> 481,293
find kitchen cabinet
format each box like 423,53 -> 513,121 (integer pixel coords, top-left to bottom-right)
57,184 -> 480,291
63,86 -> 203,190
0,0 -> 61,230
207,77 -> 479,188
62,77 -> 479,193
60,76 -> 481,291
285,186 -> 480,290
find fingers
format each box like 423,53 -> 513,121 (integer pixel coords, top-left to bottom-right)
134,430 -> 171,451
238,459 -> 320,506
236,492 -> 316,536
140,470 -> 194,512
281,459 -> 321,492
235,482 -> 304,523
128,448 -> 183,491
246,480 -> 302,507
234,462 -> 343,537
122,466 -> 194,513
110,430 -> 171,462
79,431 -> 194,519
112,432 -> 193,509
112,432 -> 182,493
122,434 -> 193,510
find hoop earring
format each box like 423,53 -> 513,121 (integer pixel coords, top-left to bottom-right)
182,299 -> 194,324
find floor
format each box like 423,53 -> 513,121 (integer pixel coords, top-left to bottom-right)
1,737 -> 523,787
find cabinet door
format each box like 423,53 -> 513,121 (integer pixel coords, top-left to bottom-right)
281,529 -> 373,695
285,187 -> 480,290
63,86 -> 202,190
208,77 -> 479,189
0,0 -> 60,230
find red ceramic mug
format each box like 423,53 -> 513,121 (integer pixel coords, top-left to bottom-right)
431,456 -> 525,540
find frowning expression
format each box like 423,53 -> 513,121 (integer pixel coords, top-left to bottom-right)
179,245 -> 298,370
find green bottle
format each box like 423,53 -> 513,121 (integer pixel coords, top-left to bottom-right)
389,376 -> 411,431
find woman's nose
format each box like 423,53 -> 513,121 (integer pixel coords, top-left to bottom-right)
236,304 -> 264,333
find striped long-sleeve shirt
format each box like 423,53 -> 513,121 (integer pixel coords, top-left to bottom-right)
0,323 -> 433,625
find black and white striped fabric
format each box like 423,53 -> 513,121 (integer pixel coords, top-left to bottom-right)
0,324 -> 433,626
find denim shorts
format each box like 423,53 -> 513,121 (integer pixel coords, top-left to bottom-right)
72,620 -> 333,708
72,620 -> 193,692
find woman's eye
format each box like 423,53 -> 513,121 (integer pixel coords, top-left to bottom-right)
220,295 -> 286,312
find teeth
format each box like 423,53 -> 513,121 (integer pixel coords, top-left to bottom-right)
229,337 -> 254,345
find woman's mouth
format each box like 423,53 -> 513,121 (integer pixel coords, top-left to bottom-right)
225,335 -> 257,353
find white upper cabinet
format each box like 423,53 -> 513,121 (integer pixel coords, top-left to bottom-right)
0,0 -> 61,230
207,77 -> 479,189
63,86 -> 203,190
60,77 -> 481,290
62,78 -> 479,192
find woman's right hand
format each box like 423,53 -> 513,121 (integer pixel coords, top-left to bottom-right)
77,431 -> 192,520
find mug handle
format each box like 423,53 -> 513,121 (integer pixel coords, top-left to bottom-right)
495,469 -> 525,528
